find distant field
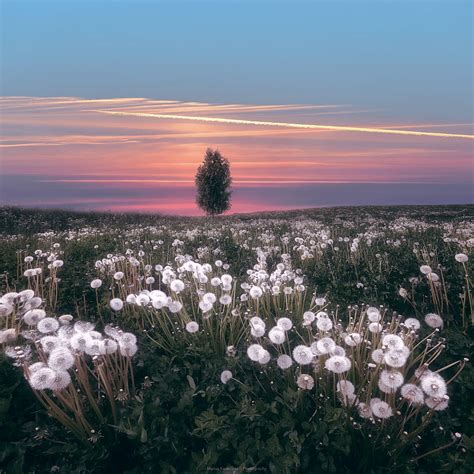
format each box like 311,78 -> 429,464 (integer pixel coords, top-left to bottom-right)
0,205 -> 472,473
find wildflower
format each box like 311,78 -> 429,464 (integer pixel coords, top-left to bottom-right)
370,399 -> 393,419
337,380 -> 355,396
414,366 -> 432,379
113,272 -> 124,280
74,321 -> 95,333
276,317 -> 293,331
90,279 -> 102,289
37,317 -> 59,334
109,298 -> 124,311
220,370 -> 232,384
221,274 -> 232,285
0,303 -> 13,317
23,309 -> 46,326
219,294 -> 232,305
420,373 -> 447,397
357,402 -> 372,419
29,367 -> 56,390
120,333 -> 137,345
293,345 -> 314,365
384,349 -> 408,368
58,314 -> 73,325
400,384 -> 424,405
399,288 -> 408,298
277,354 -> 293,369
316,337 -> 336,354
258,349 -> 271,365
297,374 -> 314,390
48,348 -> 75,371
198,300 -> 213,313
119,342 -> 138,357
316,317 -> 333,331
382,334 -> 405,350
250,316 -> 265,329
186,321 -> 199,333
39,336 -> 61,353
303,311 -> 316,325
380,370 -> 404,389
424,313 -> 443,328
28,362 -> 46,373
425,395 -> 449,411
0,328 -> 16,344
344,333 -> 362,347
368,322 -> 383,333
168,301 -> 183,313
366,307 -> 381,322
247,344 -> 264,362
251,325 -> 265,337
170,279 -> 185,293
404,318 -> 421,330
249,286 -> 263,299
455,253 -> 468,263
315,297 -> 326,306
70,333 -> 92,352
268,327 -> 286,344
371,349 -> 384,364
325,356 -> 351,374
50,371 -> 71,391
420,265 -> 432,275
226,345 -> 236,357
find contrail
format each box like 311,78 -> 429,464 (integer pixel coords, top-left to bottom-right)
93,110 -> 474,139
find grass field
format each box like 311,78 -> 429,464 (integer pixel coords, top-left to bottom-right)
0,205 -> 473,473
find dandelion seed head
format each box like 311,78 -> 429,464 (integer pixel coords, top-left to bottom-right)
420,373 -> 447,397
37,317 -> 59,334
325,355 -> 351,374
277,354 -> 293,369
185,321 -> 199,334
293,345 -> 314,365
297,374 -> 314,390
424,313 -> 443,328
400,383 -> 424,405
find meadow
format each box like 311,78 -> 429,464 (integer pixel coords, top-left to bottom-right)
0,205 -> 473,473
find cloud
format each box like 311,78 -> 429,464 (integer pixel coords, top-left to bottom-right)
93,110 -> 474,139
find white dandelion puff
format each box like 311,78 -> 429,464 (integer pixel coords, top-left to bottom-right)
48,347 -> 75,371
292,345 -> 314,365
29,367 -> 56,390
186,321 -> 199,333
268,327 -> 286,344
420,373 -> 447,397
277,354 -> 293,369
400,384 -> 424,405
424,313 -> 443,328
220,370 -> 233,384
325,356 -> 351,374
276,317 -> 293,331
37,317 -> 59,334
297,374 -> 314,390
110,298 -> 124,311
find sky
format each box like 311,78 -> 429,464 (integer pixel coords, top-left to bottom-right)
0,1 -> 473,214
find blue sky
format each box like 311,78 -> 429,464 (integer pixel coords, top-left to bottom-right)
1,1 -> 472,213
2,1 -> 472,122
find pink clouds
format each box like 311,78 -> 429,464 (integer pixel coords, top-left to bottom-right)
1,96 -> 472,213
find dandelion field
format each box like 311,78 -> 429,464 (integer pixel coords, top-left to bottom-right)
1,205 -> 473,473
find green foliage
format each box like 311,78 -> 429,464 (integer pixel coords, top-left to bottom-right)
195,148 -> 232,216
0,205 -> 473,473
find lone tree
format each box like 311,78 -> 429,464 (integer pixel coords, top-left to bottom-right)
195,148 -> 232,216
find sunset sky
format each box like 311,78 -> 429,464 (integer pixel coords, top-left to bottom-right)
1,1 -> 472,214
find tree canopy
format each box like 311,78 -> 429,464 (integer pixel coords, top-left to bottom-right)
195,148 -> 232,216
